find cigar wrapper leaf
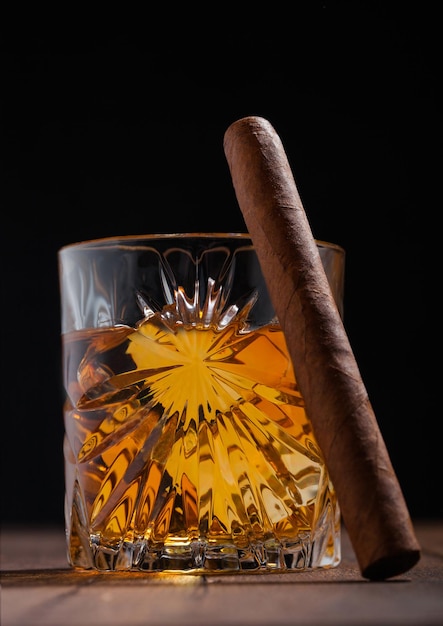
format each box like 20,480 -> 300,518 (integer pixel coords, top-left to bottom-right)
223,116 -> 421,580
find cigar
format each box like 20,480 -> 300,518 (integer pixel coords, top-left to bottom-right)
223,116 -> 420,580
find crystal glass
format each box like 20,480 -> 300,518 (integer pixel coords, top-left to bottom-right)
58,233 -> 345,573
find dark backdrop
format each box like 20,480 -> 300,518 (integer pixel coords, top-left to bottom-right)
3,4 -> 440,527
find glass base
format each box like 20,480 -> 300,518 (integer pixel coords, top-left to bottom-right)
68,520 -> 341,573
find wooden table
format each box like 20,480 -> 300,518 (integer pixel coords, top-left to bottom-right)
1,521 -> 443,626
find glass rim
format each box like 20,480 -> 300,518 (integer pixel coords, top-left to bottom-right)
58,233 -> 345,255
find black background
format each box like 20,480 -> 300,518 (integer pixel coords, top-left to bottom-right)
3,3 -> 441,527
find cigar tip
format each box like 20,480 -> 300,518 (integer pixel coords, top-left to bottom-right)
224,115 -> 274,140
362,549 -> 421,581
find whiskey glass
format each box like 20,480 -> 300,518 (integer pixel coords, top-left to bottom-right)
58,233 -> 345,573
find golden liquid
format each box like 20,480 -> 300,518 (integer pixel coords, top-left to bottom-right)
63,314 -> 340,572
